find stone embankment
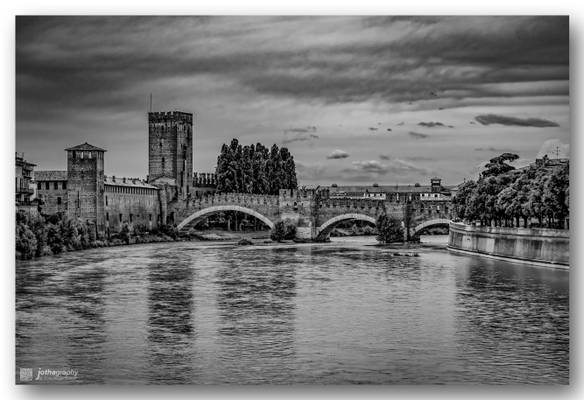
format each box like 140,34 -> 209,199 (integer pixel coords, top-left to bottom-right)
448,222 -> 569,268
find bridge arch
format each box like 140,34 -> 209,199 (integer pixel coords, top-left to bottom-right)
176,205 -> 275,231
411,218 -> 451,236
316,213 -> 377,241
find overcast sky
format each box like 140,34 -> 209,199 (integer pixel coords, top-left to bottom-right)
16,16 -> 570,186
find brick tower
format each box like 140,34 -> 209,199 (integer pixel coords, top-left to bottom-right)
147,111 -> 193,200
65,142 -> 106,234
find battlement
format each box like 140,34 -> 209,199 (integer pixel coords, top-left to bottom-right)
194,172 -> 217,187
193,192 -> 279,205
148,111 -> 193,124
278,188 -> 317,199
104,175 -> 157,189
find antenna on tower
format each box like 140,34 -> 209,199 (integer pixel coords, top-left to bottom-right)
555,145 -> 560,159
149,93 -> 153,113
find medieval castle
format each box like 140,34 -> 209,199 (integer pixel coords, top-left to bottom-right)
16,110 -> 457,240
20,111 -> 217,236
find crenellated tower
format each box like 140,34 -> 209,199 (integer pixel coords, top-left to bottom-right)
147,111 -> 193,200
65,142 -> 106,234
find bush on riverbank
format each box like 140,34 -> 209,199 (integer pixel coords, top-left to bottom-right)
270,219 -> 297,242
376,213 -> 404,244
15,211 -> 180,260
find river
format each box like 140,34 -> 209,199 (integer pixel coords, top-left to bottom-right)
15,236 -> 569,384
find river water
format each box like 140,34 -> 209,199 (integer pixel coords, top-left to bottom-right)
16,236 -> 569,384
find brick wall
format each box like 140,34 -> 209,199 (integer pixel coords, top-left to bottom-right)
104,185 -> 160,234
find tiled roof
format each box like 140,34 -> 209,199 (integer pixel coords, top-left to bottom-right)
104,176 -> 158,189
34,170 -> 67,181
65,142 -> 106,152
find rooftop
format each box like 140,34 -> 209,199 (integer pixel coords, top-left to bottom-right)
35,170 -> 67,181
104,175 -> 158,189
65,142 -> 106,152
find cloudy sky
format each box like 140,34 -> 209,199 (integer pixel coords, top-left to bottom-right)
16,16 -> 570,186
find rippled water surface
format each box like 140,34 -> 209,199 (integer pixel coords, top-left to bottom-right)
16,237 -> 569,384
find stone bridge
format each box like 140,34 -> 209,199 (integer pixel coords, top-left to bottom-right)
171,189 -> 452,241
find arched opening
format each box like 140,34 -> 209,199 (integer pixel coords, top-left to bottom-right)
410,219 -> 451,243
176,205 -> 275,237
316,213 -> 377,241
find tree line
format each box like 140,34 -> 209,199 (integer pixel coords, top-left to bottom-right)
16,211 -> 179,260
452,153 -> 569,229
216,139 -> 297,195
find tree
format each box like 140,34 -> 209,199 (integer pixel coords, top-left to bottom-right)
270,220 -> 297,241
481,153 -> 519,178
453,153 -> 569,229
16,222 -> 37,260
376,212 -> 404,244
215,139 -> 297,195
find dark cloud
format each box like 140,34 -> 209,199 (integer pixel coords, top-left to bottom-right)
474,114 -> 560,127
16,16 -> 569,122
351,160 -> 388,173
409,131 -> 428,139
418,121 -> 447,128
327,149 -> 350,159
474,146 -> 518,153
282,134 -> 319,144
368,127 -> 378,131
284,126 -> 317,134
348,159 -> 429,176
379,154 -> 391,160
282,126 -> 319,144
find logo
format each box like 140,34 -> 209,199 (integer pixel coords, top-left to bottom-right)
19,368 -> 33,382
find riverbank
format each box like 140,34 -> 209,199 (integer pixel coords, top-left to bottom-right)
448,222 -> 569,267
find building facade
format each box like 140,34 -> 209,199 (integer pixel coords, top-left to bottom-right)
29,110 -> 220,236
15,152 -> 36,206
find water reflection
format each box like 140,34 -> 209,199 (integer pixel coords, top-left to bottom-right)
214,248 -> 297,384
15,241 -> 569,384
454,257 -> 569,384
146,258 -> 195,383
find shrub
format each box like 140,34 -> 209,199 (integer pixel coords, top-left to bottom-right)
133,223 -> 149,236
119,223 -> 131,245
270,219 -> 296,242
159,224 -> 178,240
16,223 -> 37,260
376,213 -> 404,244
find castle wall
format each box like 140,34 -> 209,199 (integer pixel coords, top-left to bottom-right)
104,184 -> 160,234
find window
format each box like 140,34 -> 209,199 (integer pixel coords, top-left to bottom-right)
37,182 -> 41,190
57,197 -> 62,205
54,182 -> 58,190
72,151 -> 76,160
149,214 -> 152,221
45,182 -> 50,190
62,181 -> 67,190
130,214 -> 133,223
161,157 -> 165,170
106,213 -> 109,221
119,213 -> 122,222
105,196 -> 108,206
